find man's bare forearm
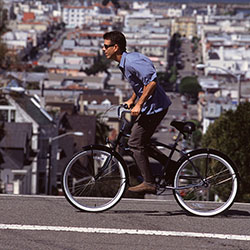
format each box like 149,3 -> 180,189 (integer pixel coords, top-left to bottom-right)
131,80 -> 157,116
136,81 -> 157,107
125,92 -> 137,108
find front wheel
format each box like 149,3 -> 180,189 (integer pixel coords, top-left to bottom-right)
173,149 -> 239,217
62,145 -> 128,212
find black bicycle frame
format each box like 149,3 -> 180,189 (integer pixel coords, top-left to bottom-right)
97,108 -> 206,189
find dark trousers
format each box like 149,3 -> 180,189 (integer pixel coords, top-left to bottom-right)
128,109 -> 168,183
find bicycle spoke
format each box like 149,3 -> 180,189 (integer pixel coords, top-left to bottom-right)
206,168 -> 230,181
212,175 -> 235,186
173,150 -> 238,216
62,147 -> 127,212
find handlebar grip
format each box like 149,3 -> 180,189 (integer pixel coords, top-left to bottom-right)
122,103 -> 135,110
123,104 -> 129,109
118,104 -> 134,119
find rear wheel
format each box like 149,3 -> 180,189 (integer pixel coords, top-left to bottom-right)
62,145 -> 128,212
173,149 -> 239,217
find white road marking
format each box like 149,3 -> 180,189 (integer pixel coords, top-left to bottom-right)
0,224 -> 250,241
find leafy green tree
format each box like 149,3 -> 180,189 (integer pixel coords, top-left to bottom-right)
179,76 -> 201,103
202,102 -> 250,202
0,0 -> 9,34
102,0 -> 120,9
191,128 -> 202,149
0,39 -> 8,69
169,32 -> 181,53
0,0 -> 4,31
169,65 -> 177,85
157,71 -> 173,91
168,33 -> 181,69
157,65 -> 178,92
84,54 -> 110,76
191,36 -> 200,52
188,119 -> 202,149
32,65 -> 47,73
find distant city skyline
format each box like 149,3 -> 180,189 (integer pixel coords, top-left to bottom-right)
127,0 -> 250,4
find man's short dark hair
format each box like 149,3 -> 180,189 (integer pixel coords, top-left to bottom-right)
103,31 -> 126,52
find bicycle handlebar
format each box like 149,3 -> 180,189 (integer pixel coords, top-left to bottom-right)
123,103 -> 129,110
117,104 -> 131,119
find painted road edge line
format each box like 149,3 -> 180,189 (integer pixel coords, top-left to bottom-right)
0,224 -> 250,241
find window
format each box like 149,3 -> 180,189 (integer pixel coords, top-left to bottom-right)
10,110 -> 15,122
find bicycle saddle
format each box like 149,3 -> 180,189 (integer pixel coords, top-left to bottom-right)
170,120 -> 196,134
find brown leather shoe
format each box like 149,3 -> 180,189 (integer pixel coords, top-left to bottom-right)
128,182 -> 156,194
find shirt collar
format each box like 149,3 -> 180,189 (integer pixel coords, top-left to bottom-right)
119,52 -> 127,70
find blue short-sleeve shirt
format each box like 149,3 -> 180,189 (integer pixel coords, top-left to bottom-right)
119,52 -> 171,115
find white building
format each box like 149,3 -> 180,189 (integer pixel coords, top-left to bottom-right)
198,94 -> 237,134
62,4 -> 117,29
2,30 -> 31,50
199,13 -> 250,79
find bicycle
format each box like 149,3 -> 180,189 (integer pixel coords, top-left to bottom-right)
62,105 -> 239,217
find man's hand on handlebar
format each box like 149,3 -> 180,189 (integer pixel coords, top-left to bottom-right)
123,101 -> 134,110
130,103 -> 141,116
123,103 -> 141,116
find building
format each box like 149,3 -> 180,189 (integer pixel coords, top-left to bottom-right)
62,4 -> 118,29
0,122 -> 33,194
0,90 -> 54,194
171,17 -> 197,39
197,93 -> 237,134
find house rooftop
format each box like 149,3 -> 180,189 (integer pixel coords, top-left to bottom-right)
11,94 -> 53,125
0,129 -> 27,149
0,149 -> 20,170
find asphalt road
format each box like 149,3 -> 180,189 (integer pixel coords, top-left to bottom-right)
0,195 -> 250,250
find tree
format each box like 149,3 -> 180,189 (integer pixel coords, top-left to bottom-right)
157,65 -> 178,92
202,102 -> 250,202
188,119 -> 202,149
0,39 -> 7,69
191,36 -> 200,52
0,0 -> 4,31
168,33 -> 181,69
32,65 -> 47,73
84,54 -> 110,76
157,71 -> 173,92
0,0 -> 10,69
168,65 -> 177,85
0,0 -> 8,35
179,76 -> 201,103
102,0 -> 120,9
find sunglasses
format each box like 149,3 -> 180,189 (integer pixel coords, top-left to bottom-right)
103,44 -> 115,49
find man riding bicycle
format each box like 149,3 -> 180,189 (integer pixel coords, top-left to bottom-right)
103,31 -> 171,194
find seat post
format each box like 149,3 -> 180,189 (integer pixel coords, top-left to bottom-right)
167,132 -> 182,159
